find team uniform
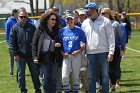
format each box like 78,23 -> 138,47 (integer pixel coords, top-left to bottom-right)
58,26 -> 86,92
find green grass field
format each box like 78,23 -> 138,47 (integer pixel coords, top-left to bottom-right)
0,29 -> 140,93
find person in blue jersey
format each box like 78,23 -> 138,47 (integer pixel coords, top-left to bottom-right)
58,13 -> 86,93
5,9 -> 18,76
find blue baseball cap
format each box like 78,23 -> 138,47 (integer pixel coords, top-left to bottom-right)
121,11 -> 126,15
64,10 -> 72,14
84,3 -> 98,12
65,13 -> 75,19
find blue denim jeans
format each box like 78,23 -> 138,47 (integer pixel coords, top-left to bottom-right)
87,52 -> 109,93
109,48 -> 121,85
40,62 -> 58,93
16,57 -> 41,93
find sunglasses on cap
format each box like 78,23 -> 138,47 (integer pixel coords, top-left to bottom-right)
19,16 -> 27,19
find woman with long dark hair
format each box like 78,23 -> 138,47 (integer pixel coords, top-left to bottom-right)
32,12 -> 61,93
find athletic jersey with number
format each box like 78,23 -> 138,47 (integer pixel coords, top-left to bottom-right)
58,26 -> 86,54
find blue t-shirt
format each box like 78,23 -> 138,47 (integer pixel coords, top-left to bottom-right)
58,26 -> 86,54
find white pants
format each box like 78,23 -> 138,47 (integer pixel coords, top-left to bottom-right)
62,53 -> 82,91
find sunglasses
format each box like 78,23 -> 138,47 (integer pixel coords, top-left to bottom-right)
101,13 -> 107,15
19,16 -> 27,19
50,18 -> 56,21
84,7 -> 90,10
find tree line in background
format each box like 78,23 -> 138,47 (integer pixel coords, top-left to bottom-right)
27,0 -> 140,16
0,0 -> 140,16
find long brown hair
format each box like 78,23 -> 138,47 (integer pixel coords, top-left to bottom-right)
39,12 -> 60,40
39,12 -> 59,28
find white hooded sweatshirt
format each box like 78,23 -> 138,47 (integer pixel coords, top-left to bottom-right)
81,16 -> 115,55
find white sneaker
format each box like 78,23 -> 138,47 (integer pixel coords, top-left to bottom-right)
115,83 -> 120,88
96,82 -> 100,89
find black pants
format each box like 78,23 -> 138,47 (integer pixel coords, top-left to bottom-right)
109,48 -> 121,85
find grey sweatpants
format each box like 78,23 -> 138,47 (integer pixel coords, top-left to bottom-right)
8,48 -> 14,74
62,54 -> 82,91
